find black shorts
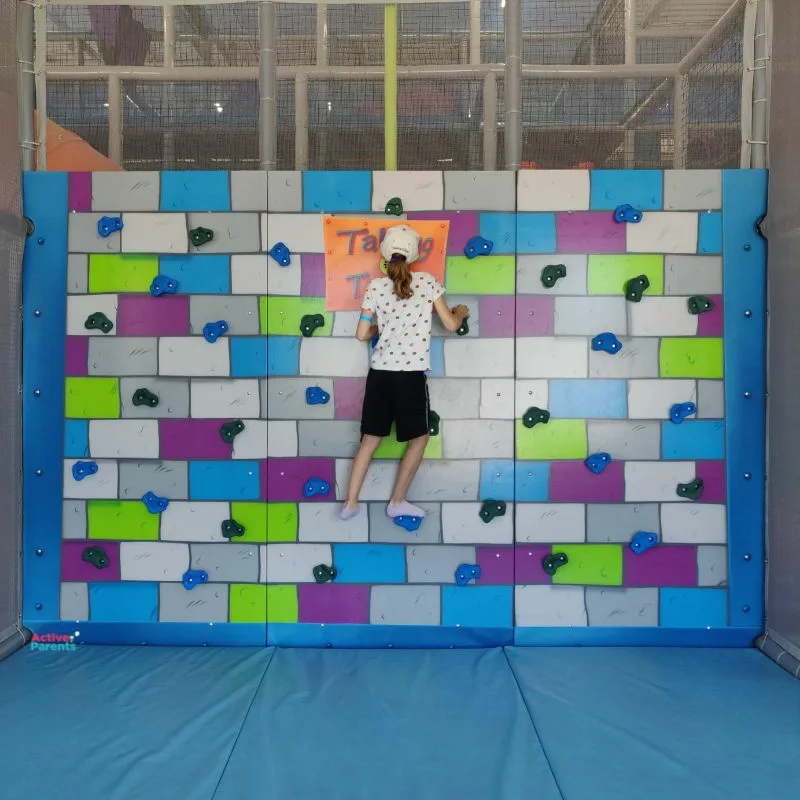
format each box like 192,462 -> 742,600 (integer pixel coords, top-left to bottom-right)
361,369 -> 430,442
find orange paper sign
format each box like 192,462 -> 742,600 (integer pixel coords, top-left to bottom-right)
323,216 -> 449,311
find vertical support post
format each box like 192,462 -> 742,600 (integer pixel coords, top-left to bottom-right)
504,0 -> 522,170
295,74 -> 309,170
483,72 -> 497,170
469,0 -> 481,66
316,3 -> 328,67
18,0 -> 35,170
33,0 -> 47,170
384,4 -> 398,170
163,5 -> 176,169
107,75 -> 122,165
624,0 -> 636,168
673,73 -> 688,169
751,0 -> 769,168
259,1 -> 277,170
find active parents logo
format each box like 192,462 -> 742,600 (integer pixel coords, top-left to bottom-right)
31,631 -> 78,652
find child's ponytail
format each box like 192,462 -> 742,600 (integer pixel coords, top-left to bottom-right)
387,254 -> 413,300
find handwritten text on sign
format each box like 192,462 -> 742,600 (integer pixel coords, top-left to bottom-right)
323,216 -> 449,311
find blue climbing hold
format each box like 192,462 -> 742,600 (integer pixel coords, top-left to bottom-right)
393,515 -> 422,533
203,320 -> 229,343
584,453 -> 612,475
371,335 -> 380,350
464,235 -> 494,259
305,386 -> 331,406
455,563 -> 481,586
182,569 -> 209,590
613,204 -> 643,224
97,216 -> 123,237
670,402 -> 697,424
269,242 -> 291,267
591,332 -> 622,354
142,491 -> 169,514
71,461 -> 98,481
150,275 -> 178,297
303,477 -> 331,498
629,531 -> 658,555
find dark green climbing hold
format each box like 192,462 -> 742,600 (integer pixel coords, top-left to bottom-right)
189,227 -> 214,247
84,312 -> 113,334
456,318 -> 469,337
479,500 -> 507,524
540,264 -> 567,289
428,410 -> 441,437
522,406 -> 550,429
300,314 -> 325,337
313,564 -> 337,584
132,388 -> 159,408
221,519 -> 245,539
542,552 -> 568,576
82,546 -> 109,569
385,197 -> 404,216
625,274 -> 650,303
220,419 -> 245,444
687,296 -> 714,315
676,478 -> 704,501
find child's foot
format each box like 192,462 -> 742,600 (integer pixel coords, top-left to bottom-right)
386,501 -> 426,519
340,505 -> 361,521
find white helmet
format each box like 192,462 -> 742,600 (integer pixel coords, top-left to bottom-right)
380,224 -> 420,264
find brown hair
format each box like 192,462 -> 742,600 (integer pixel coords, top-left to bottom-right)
387,254 -> 413,300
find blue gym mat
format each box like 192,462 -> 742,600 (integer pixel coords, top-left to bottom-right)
0,646 -> 797,799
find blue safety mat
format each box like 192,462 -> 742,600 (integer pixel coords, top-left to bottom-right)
0,646 -> 798,800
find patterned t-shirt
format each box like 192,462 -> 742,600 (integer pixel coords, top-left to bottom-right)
361,272 -> 445,371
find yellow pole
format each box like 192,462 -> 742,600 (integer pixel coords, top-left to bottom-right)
384,4 -> 398,170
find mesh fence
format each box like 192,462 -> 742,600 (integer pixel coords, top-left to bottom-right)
41,0 -> 745,171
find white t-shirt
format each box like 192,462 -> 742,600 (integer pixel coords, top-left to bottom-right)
361,272 -> 445,371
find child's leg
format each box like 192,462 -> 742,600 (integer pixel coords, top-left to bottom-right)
388,433 -> 429,508
342,434 -> 382,512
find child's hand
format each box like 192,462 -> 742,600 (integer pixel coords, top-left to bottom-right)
452,305 -> 470,319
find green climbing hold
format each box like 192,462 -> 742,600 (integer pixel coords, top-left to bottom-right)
625,274 -> 650,303
221,518 -> 245,539
220,419 -> 245,444
687,296 -> 714,315
189,227 -> 214,247
479,500 -> 507,524
428,410 -> 441,437
82,546 -> 109,569
540,264 -> 567,289
84,312 -> 113,334
522,406 -> 550,429
300,314 -> 325,337
456,318 -> 469,337
132,388 -> 159,408
542,552 -> 568,576
313,564 -> 337,584
676,478 -> 704,501
385,197 -> 404,216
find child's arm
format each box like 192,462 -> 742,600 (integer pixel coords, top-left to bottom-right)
355,308 -> 378,342
433,296 -> 469,333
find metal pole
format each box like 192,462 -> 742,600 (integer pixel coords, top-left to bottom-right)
673,73 -> 688,168
316,3 -> 328,67
259,1 -> 277,170
107,75 -> 122,165
483,71 -> 497,170
624,0 -> 636,168
33,0 -> 46,170
18,0 -> 35,170
163,5 -> 176,169
751,0 -> 769,168
504,0 -> 522,170
294,74 -> 308,170
384,5 -> 398,170
469,0 -> 481,66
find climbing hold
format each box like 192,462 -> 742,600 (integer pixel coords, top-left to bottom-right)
84,312 -> 113,334
522,406 -> 550,429
305,386 -> 331,406
141,491 -> 169,514
268,241 -> 291,267
384,197 -> 404,216
464,235 -> 494,259
150,275 -> 178,297
676,478 -> 704,501
613,204 -> 643,224
584,453 -> 611,475
221,519 -> 245,539
97,216 -> 123,237
132,388 -> 159,408
371,335 -> 380,349
629,531 -> 658,555
220,419 -> 245,444
456,318 -> 469,337
313,564 -> 337,584
542,552 -> 569,576
625,274 -> 650,303
479,500 -> 507,524
687,296 -> 714,315
428,410 -> 441,437
182,569 -> 208,590
300,314 -> 325,337
203,320 -> 229,343
591,332 -> 622,354
393,515 -> 422,532
71,461 -> 98,481
455,563 -> 481,586
304,477 -> 331,498
669,402 -> 697,424
189,227 -> 214,247
82,546 -> 109,569
540,264 -> 567,289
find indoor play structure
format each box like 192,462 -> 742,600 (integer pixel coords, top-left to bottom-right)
0,1 -> 798,799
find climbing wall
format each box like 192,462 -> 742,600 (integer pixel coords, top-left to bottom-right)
21,169 -> 767,647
